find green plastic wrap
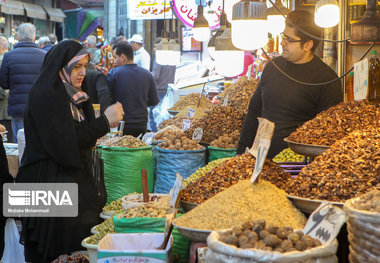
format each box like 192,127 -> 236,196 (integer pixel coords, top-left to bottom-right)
208,146 -> 237,162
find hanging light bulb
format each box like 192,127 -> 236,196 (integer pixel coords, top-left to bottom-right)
156,38 -> 181,66
231,0 -> 268,51
208,30 -> 223,59
267,0 -> 290,36
314,0 -> 340,28
193,4 -> 210,42
214,27 -> 244,77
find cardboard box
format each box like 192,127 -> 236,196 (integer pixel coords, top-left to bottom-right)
97,233 -> 172,263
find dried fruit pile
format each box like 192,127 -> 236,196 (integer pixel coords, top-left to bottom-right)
210,130 -> 240,149
185,106 -> 245,143
175,180 -> 306,230
99,135 -> 146,148
287,126 -> 380,202
181,154 -> 290,204
272,148 -> 307,163
169,93 -> 213,112
288,100 -> 380,146
219,220 -> 322,252
218,76 -> 258,112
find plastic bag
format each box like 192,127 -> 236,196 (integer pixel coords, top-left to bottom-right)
1,218 -> 26,263
152,87 -> 179,127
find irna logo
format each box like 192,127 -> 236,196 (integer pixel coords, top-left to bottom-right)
8,189 -> 73,206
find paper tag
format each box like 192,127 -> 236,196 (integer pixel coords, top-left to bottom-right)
187,108 -> 196,118
250,138 -> 271,183
303,201 -> 347,244
170,173 -> 183,208
222,93 -> 229,106
246,64 -> 253,80
142,132 -> 155,145
192,127 -> 203,143
182,119 -> 191,131
248,118 -> 275,158
354,58 -> 369,101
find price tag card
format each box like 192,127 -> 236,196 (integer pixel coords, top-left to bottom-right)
222,93 -> 229,106
187,108 -> 196,118
142,132 -> 155,145
192,127 -> 203,143
170,173 -> 183,208
250,138 -> 271,183
354,58 -> 369,101
248,118 -> 275,158
182,119 -> 191,131
303,201 -> 347,244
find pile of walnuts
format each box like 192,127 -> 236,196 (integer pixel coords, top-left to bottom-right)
157,129 -> 203,151
210,130 -> 240,149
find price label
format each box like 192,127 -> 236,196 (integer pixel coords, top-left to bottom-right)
303,202 -> 347,244
222,93 -> 229,106
354,58 -> 369,101
249,118 -> 275,158
187,108 -> 196,118
142,132 -> 155,145
250,138 -> 271,183
170,173 -> 183,208
182,119 -> 191,131
192,127 -> 203,143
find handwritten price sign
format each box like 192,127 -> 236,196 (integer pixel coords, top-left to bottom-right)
128,0 -> 174,20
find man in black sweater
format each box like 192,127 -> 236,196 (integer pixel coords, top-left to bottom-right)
237,10 -> 343,158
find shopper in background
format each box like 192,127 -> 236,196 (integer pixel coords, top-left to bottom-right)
0,23 -> 46,142
0,36 -> 12,142
107,41 -> 158,137
86,35 -> 101,64
17,40 -> 123,263
149,38 -> 176,131
48,33 -> 57,45
128,34 -> 151,70
84,68 -> 112,114
38,36 -> 52,52
237,10 -> 343,158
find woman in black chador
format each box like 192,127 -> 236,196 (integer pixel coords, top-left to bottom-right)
17,40 -> 123,262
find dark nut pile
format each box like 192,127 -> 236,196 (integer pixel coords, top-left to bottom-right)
181,153 -> 290,204
353,190 -> 380,213
169,93 -> 213,112
219,220 -> 322,252
158,116 -> 191,130
52,253 -> 89,263
287,126 -> 380,202
158,131 -> 203,150
210,130 -> 240,149
185,106 -> 246,143
288,100 -> 380,146
218,76 -> 258,113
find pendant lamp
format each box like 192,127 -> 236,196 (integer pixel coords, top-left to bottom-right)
193,4 -> 210,42
267,0 -> 290,36
231,0 -> 268,51
314,0 -> 340,28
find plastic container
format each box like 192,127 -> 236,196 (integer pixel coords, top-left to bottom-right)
81,237 -> 98,263
368,50 -> 380,102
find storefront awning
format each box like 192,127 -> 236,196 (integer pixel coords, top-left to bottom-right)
22,2 -> 47,20
0,0 -> 24,16
44,7 -> 66,22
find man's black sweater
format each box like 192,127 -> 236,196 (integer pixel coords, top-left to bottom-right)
237,56 -> 343,158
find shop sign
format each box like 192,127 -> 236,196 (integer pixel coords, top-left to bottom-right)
128,0 -> 174,20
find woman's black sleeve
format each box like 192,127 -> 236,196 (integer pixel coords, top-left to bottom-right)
76,115 -> 110,149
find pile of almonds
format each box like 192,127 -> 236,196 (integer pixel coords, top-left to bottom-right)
288,100 -> 380,146
286,126 -> 380,202
181,153 -> 290,204
185,106 -> 245,143
210,130 -> 240,149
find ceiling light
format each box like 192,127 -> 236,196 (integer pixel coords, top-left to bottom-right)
193,4 -> 210,42
156,38 -> 181,66
267,0 -> 290,36
351,0 -> 380,42
314,0 -> 340,28
231,0 -> 268,50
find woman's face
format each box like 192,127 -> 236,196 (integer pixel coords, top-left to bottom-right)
71,56 -> 89,90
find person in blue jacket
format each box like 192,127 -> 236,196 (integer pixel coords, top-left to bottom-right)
0,23 -> 46,142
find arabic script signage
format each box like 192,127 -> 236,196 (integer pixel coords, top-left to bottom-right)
128,0 -> 174,20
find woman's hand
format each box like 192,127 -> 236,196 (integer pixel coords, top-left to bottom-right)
104,102 -> 124,128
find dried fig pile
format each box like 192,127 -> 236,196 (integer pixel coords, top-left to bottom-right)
287,126 -> 380,202
181,154 -> 290,204
288,100 -> 380,146
210,130 -> 240,149
219,220 -> 322,252
185,106 -> 245,143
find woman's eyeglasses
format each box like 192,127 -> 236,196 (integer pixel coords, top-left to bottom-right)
280,32 -> 303,43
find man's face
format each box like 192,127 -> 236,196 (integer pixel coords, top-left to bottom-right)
71,56 -> 88,90
131,42 -> 139,51
113,49 -> 124,67
280,26 -> 311,64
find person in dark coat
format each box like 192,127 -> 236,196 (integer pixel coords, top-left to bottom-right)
84,69 -> 112,114
0,23 -> 46,142
16,40 -> 123,263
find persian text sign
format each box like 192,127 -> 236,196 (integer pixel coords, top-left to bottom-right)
128,0 -> 174,20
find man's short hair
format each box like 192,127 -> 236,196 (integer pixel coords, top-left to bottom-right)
112,41 -> 134,61
86,35 -> 97,48
38,36 -> 50,46
285,10 -> 322,52
0,36 -> 8,50
18,23 -> 36,42
48,34 -> 57,44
